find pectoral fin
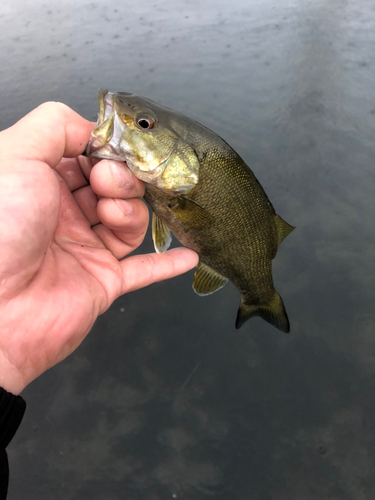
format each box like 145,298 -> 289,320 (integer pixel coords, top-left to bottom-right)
193,261 -> 228,296
152,212 -> 172,253
236,291 -> 290,332
168,196 -> 211,227
274,215 -> 295,247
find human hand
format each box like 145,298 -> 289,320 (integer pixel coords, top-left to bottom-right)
0,102 -> 198,395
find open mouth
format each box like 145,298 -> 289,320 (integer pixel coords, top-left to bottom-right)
83,89 -> 127,161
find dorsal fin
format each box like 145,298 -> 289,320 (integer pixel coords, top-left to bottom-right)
193,261 -> 228,296
274,215 -> 295,246
152,212 -> 172,253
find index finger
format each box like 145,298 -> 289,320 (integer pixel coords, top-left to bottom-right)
0,102 -> 95,168
120,247 -> 199,294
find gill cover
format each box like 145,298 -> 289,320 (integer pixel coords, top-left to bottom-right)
118,124 -> 199,192
161,140 -> 200,191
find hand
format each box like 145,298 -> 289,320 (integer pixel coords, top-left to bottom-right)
0,102 -> 198,395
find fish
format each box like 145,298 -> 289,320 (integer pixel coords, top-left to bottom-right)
84,89 -> 294,332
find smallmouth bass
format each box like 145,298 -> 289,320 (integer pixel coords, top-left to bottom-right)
85,90 -> 294,332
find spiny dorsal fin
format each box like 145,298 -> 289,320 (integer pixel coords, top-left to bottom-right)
193,261 -> 228,296
235,291 -> 290,333
152,212 -> 172,253
274,215 -> 295,247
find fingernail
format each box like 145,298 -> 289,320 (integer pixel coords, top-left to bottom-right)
114,199 -> 133,216
110,161 -> 131,189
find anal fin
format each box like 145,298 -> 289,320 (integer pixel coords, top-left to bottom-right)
193,261 -> 228,296
152,212 -> 172,253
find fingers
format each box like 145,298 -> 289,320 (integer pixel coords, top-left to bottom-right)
90,159 -> 145,199
89,160 -> 148,258
97,198 -> 148,234
56,159 -> 144,199
93,198 -> 149,258
92,224 -> 144,260
56,155 -> 148,259
56,158 -> 149,259
55,159 -> 100,227
72,186 -> 100,226
121,247 -> 199,294
54,175 -> 105,249
55,157 -> 90,191
0,102 -> 95,168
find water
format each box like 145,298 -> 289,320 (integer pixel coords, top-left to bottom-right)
2,0 -> 375,498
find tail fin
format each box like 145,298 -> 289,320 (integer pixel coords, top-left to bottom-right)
235,291 -> 290,333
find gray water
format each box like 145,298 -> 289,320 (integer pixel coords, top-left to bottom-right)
2,0 -> 375,498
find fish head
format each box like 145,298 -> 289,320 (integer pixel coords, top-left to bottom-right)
85,89 -> 200,194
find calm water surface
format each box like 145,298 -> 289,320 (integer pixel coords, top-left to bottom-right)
2,0 -> 375,498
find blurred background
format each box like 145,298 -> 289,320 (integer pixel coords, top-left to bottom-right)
2,0 -> 375,498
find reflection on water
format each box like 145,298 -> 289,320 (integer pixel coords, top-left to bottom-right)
2,0 -> 375,498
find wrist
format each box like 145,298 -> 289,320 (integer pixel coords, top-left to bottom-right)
0,350 -> 28,396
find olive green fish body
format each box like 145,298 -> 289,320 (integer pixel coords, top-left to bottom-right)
144,143 -> 290,331
85,90 -> 294,332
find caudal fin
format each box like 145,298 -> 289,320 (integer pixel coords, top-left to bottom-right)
235,291 -> 290,333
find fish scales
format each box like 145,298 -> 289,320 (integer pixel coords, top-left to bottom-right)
85,90 -> 294,332
146,150 -> 276,299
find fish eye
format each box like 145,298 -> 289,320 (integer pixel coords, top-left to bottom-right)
136,116 -> 155,130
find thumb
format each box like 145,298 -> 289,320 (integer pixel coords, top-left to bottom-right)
0,102 -> 94,168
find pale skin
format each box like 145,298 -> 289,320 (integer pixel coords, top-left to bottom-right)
0,102 -> 198,395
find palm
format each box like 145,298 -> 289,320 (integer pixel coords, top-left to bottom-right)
0,154 -> 140,385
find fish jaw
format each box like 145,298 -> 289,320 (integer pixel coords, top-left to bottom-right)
84,90 -> 129,162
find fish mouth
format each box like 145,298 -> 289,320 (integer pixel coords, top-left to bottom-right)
84,89 -> 127,161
